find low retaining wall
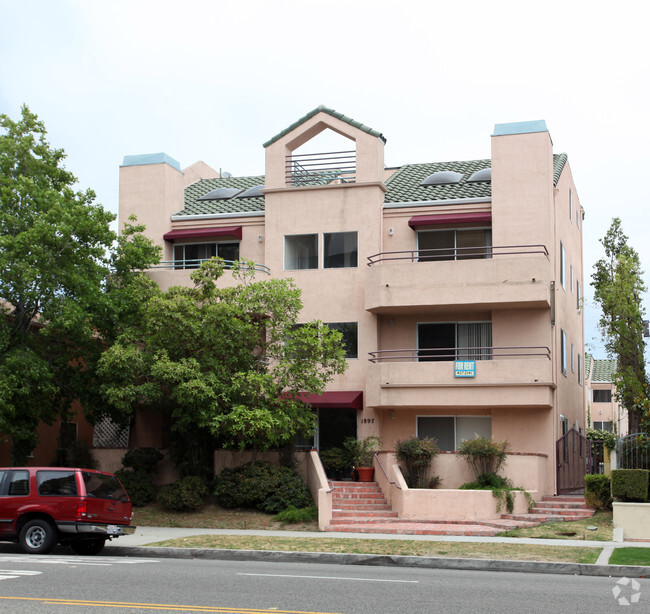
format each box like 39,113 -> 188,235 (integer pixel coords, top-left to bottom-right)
613,502 -> 650,540
374,452 -> 538,521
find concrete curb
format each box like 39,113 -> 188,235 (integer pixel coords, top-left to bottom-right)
106,546 -> 650,578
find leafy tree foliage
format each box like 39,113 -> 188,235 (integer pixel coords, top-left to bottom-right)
97,259 -> 347,467
592,218 -> 648,433
0,105 -> 160,462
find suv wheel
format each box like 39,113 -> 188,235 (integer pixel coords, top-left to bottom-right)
70,538 -> 106,556
19,519 -> 57,554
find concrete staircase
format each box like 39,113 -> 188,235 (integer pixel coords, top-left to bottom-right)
324,482 -> 595,536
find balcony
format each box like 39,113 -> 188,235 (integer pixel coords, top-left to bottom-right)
144,260 -> 270,292
365,245 -> 550,314
286,150 -> 356,187
366,345 -> 554,409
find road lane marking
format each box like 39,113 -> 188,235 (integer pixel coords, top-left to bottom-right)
0,570 -> 42,581
238,573 -> 418,583
0,596 -> 343,613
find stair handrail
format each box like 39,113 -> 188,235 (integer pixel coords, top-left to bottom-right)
375,451 -> 402,490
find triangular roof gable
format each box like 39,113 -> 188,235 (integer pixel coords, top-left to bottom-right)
263,105 -> 386,148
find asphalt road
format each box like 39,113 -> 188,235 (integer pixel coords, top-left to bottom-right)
0,553 -> 647,614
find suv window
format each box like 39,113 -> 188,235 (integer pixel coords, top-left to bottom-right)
36,470 -> 78,496
0,470 -> 30,496
82,471 -> 128,501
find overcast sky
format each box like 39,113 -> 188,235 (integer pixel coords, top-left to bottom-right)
2,0 -> 648,361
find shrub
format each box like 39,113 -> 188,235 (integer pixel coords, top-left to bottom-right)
611,469 -> 650,502
584,474 -> 612,509
586,428 -> 617,451
395,437 -> 439,488
343,436 -> 382,467
460,473 -> 534,514
457,436 -> 509,480
115,468 -> 156,507
274,505 -> 318,523
52,440 -> 97,469
320,447 -> 353,479
214,462 -> 312,513
121,448 -> 163,474
158,476 -> 209,511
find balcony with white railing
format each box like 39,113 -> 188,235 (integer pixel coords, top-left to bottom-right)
366,345 -> 554,409
365,244 -> 551,313
144,259 -> 271,292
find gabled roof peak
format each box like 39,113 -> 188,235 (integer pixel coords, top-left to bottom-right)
263,105 -> 386,148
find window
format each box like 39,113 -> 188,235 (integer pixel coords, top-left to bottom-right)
36,470 -> 78,497
560,242 -> 566,290
576,281 -> 581,310
571,343 -> 575,373
570,266 -> 574,294
285,234 -> 318,270
417,322 -> 492,361
417,228 -> 492,261
0,470 -> 30,496
560,329 -> 567,375
324,232 -> 357,268
417,416 -> 491,452
326,322 -> 358,358
593,421 -> 613,432
593,389 -> 612,403
174,242 -> 239,270
569,189 -> 573,222
578,353 -> 582,384
560,415 -> 569,436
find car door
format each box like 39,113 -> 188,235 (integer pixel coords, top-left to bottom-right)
0,469 -> 31,536
81,471 -> 132,527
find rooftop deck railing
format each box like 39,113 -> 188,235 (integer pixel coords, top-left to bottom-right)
366,244 -> 549,266
286,150 -> 356,187
150,260 -> 271,274
368,346 -> 551,363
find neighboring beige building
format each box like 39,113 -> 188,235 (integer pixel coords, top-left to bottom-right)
585,354 -> 627,436
118,106 -> 585,496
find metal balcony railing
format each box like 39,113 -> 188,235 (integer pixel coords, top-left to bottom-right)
366,244 -> 549,265
150,260 -> 271,274
368,346 -> 551,363
286,150 -> 356,187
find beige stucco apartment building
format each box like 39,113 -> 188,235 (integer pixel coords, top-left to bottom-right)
119,106 -> 585,498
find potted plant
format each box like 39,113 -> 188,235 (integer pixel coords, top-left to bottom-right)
343,436 -> 382,482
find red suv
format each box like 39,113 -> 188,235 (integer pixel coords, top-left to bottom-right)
0,467 -> 135,555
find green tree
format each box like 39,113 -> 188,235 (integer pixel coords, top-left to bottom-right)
97,259 -> 347,472
592,218 -> 648,433
0,105 -> 160,462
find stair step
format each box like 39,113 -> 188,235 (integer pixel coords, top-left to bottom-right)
531,506 -> 594,516
331,510 -> 398,519
542,495 -> 586,503
333,503 -> 391,511
501,513 -> 567,523
534,500 -> 590,509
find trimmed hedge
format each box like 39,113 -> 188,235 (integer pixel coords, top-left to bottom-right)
611,469 -> 650,502
214,462 -> 312,514
584,474 -> 612,509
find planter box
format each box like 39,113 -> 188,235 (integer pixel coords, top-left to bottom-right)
613,502 -> 650,540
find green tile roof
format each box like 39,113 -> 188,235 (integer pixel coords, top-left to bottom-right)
591,358 -> 617,383
176,175 -> 265,217
176,154 -> 569,216
263,105 -> 386,148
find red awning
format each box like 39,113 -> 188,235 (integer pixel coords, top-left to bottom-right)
408,212 -> 491,228
293,391 -> 363,409
163,226 -> 242,241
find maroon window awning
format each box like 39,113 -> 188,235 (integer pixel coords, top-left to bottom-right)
163,226 -> 242,241
292,391 -> 363,409
408,212 -> 491,229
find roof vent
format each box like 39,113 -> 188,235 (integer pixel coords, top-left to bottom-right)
197,187 -> 243,201
237,185 -> 265,199
420,171 -> 463,186
467,168 -> 492,183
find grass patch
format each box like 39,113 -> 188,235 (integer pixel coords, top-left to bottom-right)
609,548 -> 650,566
146,534 -> 599,564
496,510 -> 612,541
132,502 -> 318,532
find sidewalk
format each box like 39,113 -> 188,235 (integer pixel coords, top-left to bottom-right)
103,526 -> 650,578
